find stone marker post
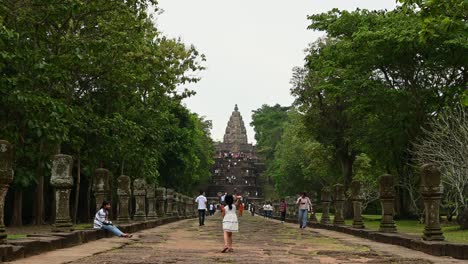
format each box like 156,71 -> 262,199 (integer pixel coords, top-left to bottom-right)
309,191 -> 318,224
333,184 -> 345,226
116,175 -> 131,223
286,196 -> 295,220
156,187 -> 166,217
184,195 -> 190,217
172,192 -> 179,216
166,189 -> 174,216
0,140 -> 14,243
93,168 -> 110,212
177,193 -> 183,216
379,174 -> 397,232
50,154 -> 74,232
350,181 -> 365,229
179,194 -> 185,217
320,187 -> 332,224
133,178 -> 147,221
146,184 -> 157,220
421,164 -> 445,241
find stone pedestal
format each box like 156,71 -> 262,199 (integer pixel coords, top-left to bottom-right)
117,175 -> 131,223
333,184 -> 345,226
133,178 -> 147,221
184,196 -> 190,217
309,191 -> 318,224
147,184 -> 157,220
420,164 -> 445,241
350,181 -> 365,229
0,140 -> 14,243
93,168 -> 110,212
50,154 -> 74,232
379,174 -> 397,232
320,188 -> 332,224
166,189 -> 175,216
174,192 -> 184,217
156,187 -> 166,217
286,196 -> 295,220
177,193 -> 183,216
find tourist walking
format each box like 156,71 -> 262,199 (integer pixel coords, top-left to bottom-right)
238,201 -> 244,217
267,202 -> 274,218
296,192 -> 313,229
262,203 -> 268,218
279,198 -> 287,223
250,203 -> 255,216
222,194 -> 238,253
94,201 -> 132,238
209,203 -> 215,216
195,191 -> 208,226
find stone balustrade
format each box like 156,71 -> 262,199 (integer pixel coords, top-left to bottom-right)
350,181 -> 365,229
133,178 -> 147,222
93,168 -> 110,212
147,183 -> 157,220
0,140 -> 13,243
117,175 -> 131,223
379,174 -> 397,232
50,154 -> 74,232
420,164 -> 444,241
333,184 -> 345,226
320,187 -> 332,224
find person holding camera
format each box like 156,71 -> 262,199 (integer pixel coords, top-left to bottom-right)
94,201 -> 132,238
296,192 -> 313,229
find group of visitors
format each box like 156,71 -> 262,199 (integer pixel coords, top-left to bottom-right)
92,189 -> 313,254
262,202 -> 273,218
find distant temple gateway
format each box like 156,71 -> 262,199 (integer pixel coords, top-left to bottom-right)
206,105 -> 265,203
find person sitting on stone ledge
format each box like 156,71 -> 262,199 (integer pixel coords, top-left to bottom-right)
94,201 -> 132,238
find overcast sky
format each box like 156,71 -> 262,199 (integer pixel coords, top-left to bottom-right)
155,0 -> 398,143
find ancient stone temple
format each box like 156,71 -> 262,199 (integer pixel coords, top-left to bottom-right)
206,105 -> 264,203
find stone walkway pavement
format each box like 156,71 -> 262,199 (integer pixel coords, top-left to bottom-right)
8,214 -> 468,264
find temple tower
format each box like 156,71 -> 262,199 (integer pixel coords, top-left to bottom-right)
223,104 -> 248,145
206,105 -> 265,204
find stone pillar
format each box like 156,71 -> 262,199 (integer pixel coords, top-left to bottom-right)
50,154 -> 74,232
320,187 -> 332,224
166,189 -> 174,216
172,192 -> 178,216
309,191 -> 318,224
286,197 -> 295,220
156,187 -> 166,217
116,175 -> 131,223
177,193 -> 183,216
93,168 -> 110,212
185,195 -> 192,217
333,184 -> 345,226
421,164 -> 445,241
184,195 -> 190,217
133,178 -> 147,221
146,184 -> 157,220
0,140 -> 13,243
350,181 -> 365,229
379,174 -> 397,232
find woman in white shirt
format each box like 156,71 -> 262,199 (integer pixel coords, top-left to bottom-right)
94,201 -> 132,238
221,195 -> 238,253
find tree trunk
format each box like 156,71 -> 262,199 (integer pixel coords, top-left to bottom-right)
73,153 -> 81,224
34,141 -> 45,225
339,148 -> 355,218
86,178 -> 92,221
10,189 -> 23,226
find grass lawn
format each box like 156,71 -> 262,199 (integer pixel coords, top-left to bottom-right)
312,213 -> 468,243
74,223 -> 93,230
7,234 -> 27,240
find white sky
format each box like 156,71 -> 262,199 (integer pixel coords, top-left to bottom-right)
155,0 -> 398,143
